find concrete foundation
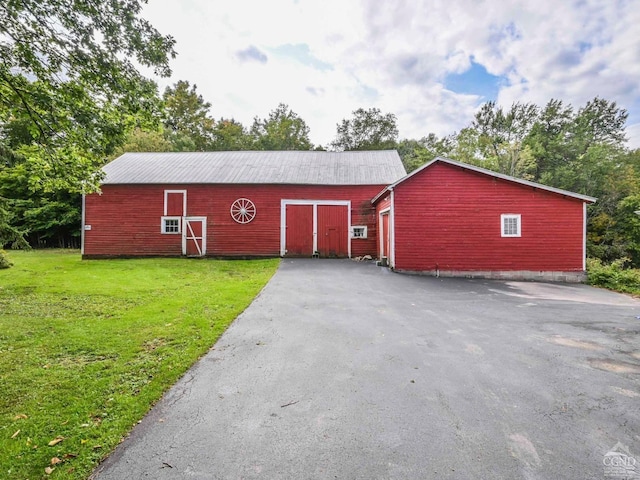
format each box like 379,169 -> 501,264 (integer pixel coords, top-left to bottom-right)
395,268 -> 587,283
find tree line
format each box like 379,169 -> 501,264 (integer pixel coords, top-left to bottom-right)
1,0 -> 639,270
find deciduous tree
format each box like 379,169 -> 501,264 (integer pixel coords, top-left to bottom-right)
251,104 -> 312,151
211,119 -> 253,151
163,81 -> 215,151
331,108 -> 398,151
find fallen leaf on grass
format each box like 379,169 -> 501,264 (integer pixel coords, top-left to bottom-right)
11,430 -> 20,439
93,445 -> 102,450
63,453 -> 78,459
45,466 -> 55,475
48,436 -> 64,446
81,439 -> 88,444
51,457 -> 62,465
14,414 -> 28,420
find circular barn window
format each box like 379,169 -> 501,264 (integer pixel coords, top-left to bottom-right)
230,198 -> 256,224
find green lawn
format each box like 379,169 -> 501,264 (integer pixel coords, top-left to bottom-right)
0,250 -> 279,479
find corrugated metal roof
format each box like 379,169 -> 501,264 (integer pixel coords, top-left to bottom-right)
102,151 -> 407,185
372,157 -> 597,203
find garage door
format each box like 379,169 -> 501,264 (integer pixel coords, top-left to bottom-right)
285,204 -> 313,256
282,201 -> 350,258
317,205 -> 348,257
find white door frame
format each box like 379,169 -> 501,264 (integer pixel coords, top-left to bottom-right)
378,207 -> 390,260
182,216 -> 207,257
280,200 -> 351,257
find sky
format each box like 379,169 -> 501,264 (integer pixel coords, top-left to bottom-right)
141,0 -> 640,149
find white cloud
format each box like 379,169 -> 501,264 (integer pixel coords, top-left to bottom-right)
141,0 -> 640,148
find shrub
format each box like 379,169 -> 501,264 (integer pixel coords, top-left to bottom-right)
0,249 -> 12,269
587,257 -> 640,295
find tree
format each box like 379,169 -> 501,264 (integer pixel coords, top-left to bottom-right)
525,99 -> 575,180
211,119 -> 253,151
473,101 -> 539,179
251,103 -> 312,150
0,0 -> 175,190
111,127 -> 173,158
331,108 -> 398,151
163,81 -> 215,151
0,1 -> 175,262
571,97 -> 627,154
397,134 -> 453,172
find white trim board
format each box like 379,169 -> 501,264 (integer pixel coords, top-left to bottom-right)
378,207 -> 390,260
164,189 -> 187,216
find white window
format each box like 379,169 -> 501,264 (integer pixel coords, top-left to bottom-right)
161,216 -> 181,234
501,214 -> 521,237
351,226 -> 368,239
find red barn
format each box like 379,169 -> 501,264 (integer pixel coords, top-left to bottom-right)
83,152 -> 595,282
82,151 -> 406,259
372,157 -> 596,282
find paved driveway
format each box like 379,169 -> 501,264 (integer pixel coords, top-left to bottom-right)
93,259 -> 640,480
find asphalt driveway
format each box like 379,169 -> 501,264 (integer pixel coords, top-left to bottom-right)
92,259 -> 640,479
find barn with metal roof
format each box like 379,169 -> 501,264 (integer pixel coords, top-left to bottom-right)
83,150 -> 594,281
83,150 -> 406,259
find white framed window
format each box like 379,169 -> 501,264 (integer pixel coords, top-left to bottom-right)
351,226 -> 368,239
501,214 -> 521,237
161,216 -> 181,234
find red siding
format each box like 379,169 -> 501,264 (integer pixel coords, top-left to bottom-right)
393,162 -> 585,272
84,184 -> 382,257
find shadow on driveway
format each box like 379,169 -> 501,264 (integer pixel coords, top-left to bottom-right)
92,259 -> 640,479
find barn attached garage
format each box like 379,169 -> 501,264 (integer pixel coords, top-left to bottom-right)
82,151 -> 406,259
84,152 -> 594,282
372,157 -> 596,282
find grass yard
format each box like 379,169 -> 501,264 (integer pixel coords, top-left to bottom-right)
0,250 -> 279,479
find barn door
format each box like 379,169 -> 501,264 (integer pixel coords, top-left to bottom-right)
183,217 -> 207,257
317,205 -> 348,257
285,205 -> 313,256
380,212 -> 390,260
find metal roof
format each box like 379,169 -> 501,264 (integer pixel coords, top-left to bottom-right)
102,151 -> 407,185
372,157 -> 597,204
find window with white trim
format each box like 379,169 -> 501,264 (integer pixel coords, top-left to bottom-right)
501,214 -> 521,237
161,216 -> 181,234
351,226 -> 368,239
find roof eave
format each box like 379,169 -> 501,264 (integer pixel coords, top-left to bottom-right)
386,157 -> 597,204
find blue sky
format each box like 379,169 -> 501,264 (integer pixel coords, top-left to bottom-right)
444,61 -> 503,101
142,0 -> 640,149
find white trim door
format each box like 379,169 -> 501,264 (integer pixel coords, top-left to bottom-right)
280,199 -> 351,258
379,207 -> 390,262
183,217 -> 207,257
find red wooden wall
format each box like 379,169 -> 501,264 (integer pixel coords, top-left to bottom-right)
83,184 -> 382,257
392,162 -> 586,272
